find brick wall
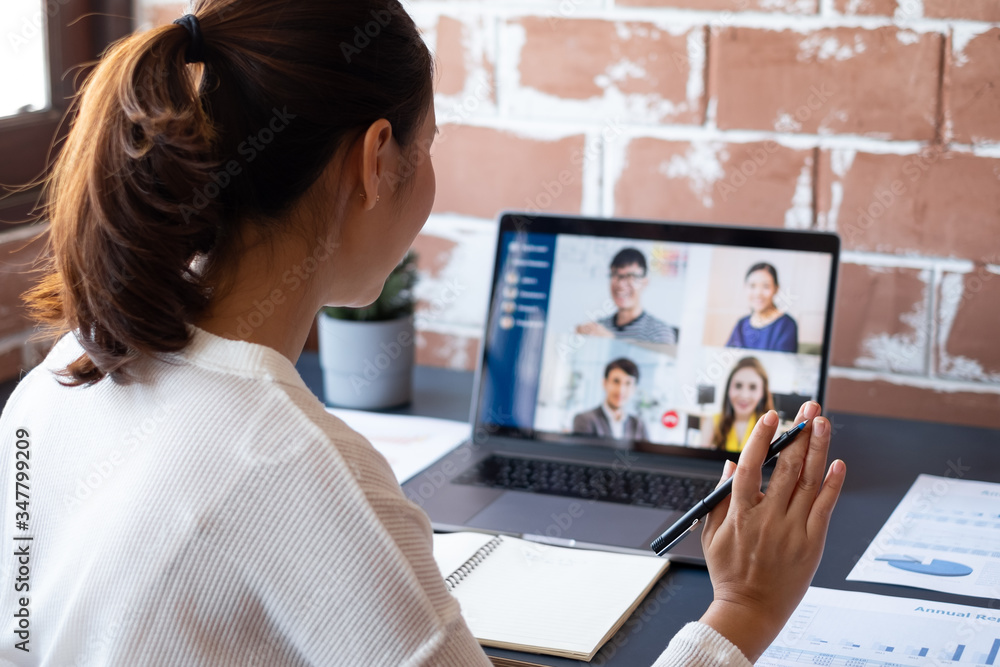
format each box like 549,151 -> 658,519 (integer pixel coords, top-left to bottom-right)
406,0 -> 1000,429
110,2 -> 1000,427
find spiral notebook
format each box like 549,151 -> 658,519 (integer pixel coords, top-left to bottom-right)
432,532 -> 670,661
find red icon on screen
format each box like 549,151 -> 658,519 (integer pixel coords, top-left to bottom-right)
661,410 -> 679,429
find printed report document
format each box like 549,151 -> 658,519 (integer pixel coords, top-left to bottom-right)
759,586 -> 1000,666
847,474 -> 1000,599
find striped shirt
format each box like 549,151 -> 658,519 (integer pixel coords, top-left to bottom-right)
599,311 -> 679,345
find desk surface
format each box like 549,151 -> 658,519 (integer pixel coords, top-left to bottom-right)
294,354 -> 1000,666
2,355 -> 993,663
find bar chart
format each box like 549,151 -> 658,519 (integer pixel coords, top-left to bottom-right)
758,588 -> 1000,666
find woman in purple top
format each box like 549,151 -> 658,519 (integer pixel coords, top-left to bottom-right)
726,263 -> 799,353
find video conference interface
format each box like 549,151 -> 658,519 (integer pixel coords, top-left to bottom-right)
479,231 -> 835,453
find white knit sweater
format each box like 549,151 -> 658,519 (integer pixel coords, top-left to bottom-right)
0,328 -> 750,666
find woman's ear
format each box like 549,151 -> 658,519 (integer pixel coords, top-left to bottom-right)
359,119 -> 394,211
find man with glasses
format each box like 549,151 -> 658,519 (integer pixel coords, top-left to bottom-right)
576,247 -> 679,345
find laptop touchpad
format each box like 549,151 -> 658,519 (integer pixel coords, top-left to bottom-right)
466,491 -> 673,549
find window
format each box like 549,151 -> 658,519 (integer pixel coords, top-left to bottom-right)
0,0 -> 132,225
1,0 -> 50,120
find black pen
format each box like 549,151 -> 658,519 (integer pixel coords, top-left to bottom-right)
650,419 -> 811,557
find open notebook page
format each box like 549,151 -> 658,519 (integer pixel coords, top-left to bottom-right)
432,532 -> 669,660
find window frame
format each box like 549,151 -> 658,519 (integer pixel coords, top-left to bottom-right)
0,0 -> 133,225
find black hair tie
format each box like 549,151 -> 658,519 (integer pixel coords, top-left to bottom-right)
173,14 -> 205,64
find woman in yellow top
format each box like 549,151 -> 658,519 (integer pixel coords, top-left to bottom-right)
701,357 -> 775,452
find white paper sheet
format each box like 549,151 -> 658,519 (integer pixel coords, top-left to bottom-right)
326,408 -> 470,483
759,587 -> 1000,666
847,474 -> 1000,600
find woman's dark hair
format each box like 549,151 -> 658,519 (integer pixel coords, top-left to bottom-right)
604,357 -> 640,382
712,356 -> 774,450
26,0 -> 434,386
745,262 -> 779,287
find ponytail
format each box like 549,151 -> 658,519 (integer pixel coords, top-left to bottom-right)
25,0 -> 434,385
29,23 -> 220,384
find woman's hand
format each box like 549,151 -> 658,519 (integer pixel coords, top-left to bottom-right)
698,401 -> 846,663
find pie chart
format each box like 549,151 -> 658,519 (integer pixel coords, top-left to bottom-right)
875,554 -> 973,577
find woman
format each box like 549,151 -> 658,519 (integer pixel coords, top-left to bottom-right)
702,357 -> 775,452
726,262 -> 799,353
0,1 -> 844,664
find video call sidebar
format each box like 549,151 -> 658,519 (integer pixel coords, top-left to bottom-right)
480,232 -> 556,430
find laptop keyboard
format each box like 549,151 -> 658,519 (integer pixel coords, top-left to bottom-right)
454,455 -> 718,511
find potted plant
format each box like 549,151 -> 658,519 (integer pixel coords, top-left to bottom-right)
317,250 -> 418,409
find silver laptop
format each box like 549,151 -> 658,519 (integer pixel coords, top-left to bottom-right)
402,213 -> 839,564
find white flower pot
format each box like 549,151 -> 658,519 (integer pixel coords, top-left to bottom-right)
317,314 -> 414,409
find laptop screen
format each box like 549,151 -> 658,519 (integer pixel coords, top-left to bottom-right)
474,213 -> 839,457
